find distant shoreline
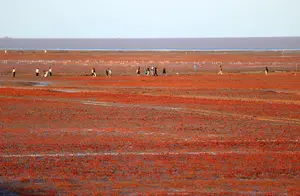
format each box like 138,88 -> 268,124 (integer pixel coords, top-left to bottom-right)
1,48 -> 300,52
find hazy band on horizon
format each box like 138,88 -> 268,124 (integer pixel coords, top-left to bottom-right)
1,37 -> 300,50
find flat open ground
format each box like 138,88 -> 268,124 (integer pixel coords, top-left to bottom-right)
0,51 -> 300,195
0,50 -> 299,76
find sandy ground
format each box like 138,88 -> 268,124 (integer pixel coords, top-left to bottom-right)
0,51 -> 300,195
0,50 -> 299,76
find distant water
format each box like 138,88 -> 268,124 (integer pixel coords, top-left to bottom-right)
2,48 -> 300,51
1,37 -> 300,51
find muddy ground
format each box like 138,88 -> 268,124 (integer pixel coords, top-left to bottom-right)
0,51 -> 300,195
0,50 -> 299,76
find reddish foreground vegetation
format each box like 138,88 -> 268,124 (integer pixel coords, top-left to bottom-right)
0,73 -> 299,195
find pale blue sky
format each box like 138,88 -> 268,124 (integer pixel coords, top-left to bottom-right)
1,0 -> 299,38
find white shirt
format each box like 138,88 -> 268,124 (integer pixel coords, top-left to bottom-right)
12,69 -> 16,73
49,68 -> 52,72
36,69 -> 39,73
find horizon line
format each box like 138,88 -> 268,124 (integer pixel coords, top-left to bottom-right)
2,36 -> 300,39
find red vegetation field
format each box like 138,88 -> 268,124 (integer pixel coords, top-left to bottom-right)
0,51 -> 300,195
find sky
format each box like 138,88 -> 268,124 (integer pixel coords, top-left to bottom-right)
1,0 -> 300,38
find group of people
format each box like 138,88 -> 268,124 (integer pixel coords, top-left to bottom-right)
136,66 -> 167,76
145,66 -> 158,76
216,65 -> 269,75
91,66 -> 167,77
36,67 -> 52,77
105,68 -> 112,77
91,68 -> 112,77
10,65 -> 270,78
12,67 -> 52,78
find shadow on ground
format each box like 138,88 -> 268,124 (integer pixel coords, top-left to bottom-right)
0,182 -> 56,196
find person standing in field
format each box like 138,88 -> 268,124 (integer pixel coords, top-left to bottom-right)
92,68 -> 97,77
154,67 -> 158,76
105,68 -> 109,76
49,67 -> 52,77
265,66 -> 269,75
163,68 -> 167,76
136,66 -> 140,76
44,70 -> 49,78
91,68 -> 97,77
12,68 -> 16,78
218,65 -> 223,75
36,68 -> 39,76
150,66 -> 154,76
108,68 -> 112,77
